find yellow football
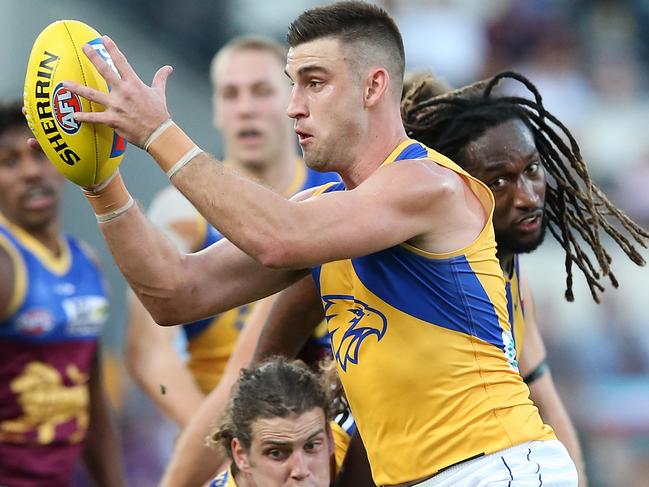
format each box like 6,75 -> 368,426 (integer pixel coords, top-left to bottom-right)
23,20 -> 126,187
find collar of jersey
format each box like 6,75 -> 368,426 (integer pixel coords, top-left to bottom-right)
0,213 -> 71,275
381,139 -> 422,167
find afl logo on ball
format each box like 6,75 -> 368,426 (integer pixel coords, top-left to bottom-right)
52,82 -> 82,134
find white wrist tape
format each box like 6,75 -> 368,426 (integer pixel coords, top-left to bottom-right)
95,195 -> 136,224
144,118 -> 174,151
167,146 -> 204,179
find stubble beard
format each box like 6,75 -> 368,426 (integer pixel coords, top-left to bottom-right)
497,211 -> 549,255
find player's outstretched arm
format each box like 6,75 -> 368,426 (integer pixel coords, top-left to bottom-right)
97,196 -> 305,325
162,276 -> 325,487
125,188 -> 211,426
66,37 -> 479,270
82,350 -> 125,487
518,271 -> 587,487
125,290 -> 204,427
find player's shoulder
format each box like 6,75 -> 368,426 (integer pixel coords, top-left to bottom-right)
372,156 -> 466,205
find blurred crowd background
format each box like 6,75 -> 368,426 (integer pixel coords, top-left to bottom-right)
2,0 -> 648,485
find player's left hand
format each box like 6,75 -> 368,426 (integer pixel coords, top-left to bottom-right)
64,35 -> 173,149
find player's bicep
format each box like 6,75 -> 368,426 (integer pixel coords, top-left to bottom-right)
288,166 -> 434,265
179,239 -> 308,322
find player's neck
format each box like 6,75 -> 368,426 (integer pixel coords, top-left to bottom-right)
340,120 -> 408,189
230,147 -> 299,195
31,224 -> 62,256
261,147 -> 301,196
234,470 -> 255,487
7,216 -> 62,257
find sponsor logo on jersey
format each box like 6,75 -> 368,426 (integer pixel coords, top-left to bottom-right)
63,295 -> 108,336
15,309 -> 55,336
54,282 -> 76,296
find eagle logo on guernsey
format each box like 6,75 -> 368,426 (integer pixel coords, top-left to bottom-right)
52,82 -> 82,135
322,295 -> 388,372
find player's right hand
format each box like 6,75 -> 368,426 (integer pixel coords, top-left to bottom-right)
64,36 -> 173,149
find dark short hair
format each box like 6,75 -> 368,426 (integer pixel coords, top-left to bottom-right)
210,358 -> 333,461
287,1 -> 405,93
0,100 -> 28,136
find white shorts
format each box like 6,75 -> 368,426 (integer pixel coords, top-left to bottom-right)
414,440 -> 578,487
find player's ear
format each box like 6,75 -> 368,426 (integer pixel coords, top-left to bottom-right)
232,437 -> 252,473
363,67 -> 389,108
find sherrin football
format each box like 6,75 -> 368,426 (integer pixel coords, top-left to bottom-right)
23,20 -> 126,186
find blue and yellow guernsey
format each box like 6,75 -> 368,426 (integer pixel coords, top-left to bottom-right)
183,161 -> 339,393
505,255 -> 526,364
311,141 -> 554,485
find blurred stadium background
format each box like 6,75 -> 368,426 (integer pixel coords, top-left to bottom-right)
2,0 -> 648,485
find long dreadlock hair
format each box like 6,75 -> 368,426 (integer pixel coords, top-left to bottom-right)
402,71 -> 648,302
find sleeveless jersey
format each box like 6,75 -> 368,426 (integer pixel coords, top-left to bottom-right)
182,161 -> 339,393
0,216 -> 108,486
310,141 -> 555,485
505,255 -> 525,363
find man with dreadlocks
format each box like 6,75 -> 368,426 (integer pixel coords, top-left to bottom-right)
403,71 -> 648,305
398,70 -> 648,487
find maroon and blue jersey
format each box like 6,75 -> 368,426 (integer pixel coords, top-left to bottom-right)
0,217 -> 108,487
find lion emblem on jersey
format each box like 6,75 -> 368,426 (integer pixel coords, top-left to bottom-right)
0,362 -> 89,444
322,295 -> 388,372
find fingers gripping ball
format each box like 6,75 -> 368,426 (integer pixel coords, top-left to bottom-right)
23,20 -> 127,187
